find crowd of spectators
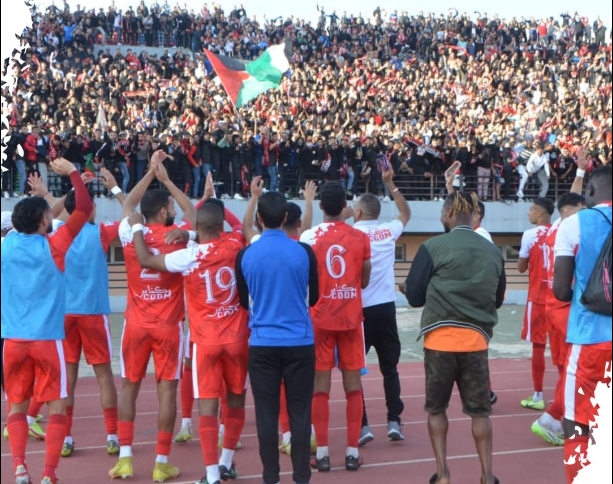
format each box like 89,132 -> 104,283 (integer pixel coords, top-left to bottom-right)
2,1 -> 611,203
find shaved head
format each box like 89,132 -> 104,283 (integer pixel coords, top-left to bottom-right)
355,193 -> 381,220
196,203 -> 224,234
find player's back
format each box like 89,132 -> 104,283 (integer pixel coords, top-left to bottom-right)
300,222 -> 370,331
544,220 -> 567,311
120,219 -> 190,327
520,225 -> 551,303
176,238 -> 249,345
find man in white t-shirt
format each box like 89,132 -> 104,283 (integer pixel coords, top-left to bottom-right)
353,166 -> 411,444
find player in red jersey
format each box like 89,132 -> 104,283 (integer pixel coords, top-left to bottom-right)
108,152 -> 196,482
531,157 -> 588,446
129,202 -> 249,484
518,197 -> 554,410
300,181 -> 371,472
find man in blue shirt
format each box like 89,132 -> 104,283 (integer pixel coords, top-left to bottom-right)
235,192 -> 319,484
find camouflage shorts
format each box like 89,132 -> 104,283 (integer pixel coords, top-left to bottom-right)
423,348 -> 491,418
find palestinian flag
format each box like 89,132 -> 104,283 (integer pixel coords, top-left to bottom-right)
204,42 -> 292,108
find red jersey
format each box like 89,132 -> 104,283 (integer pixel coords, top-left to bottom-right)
519,224 -> 551,303
119,218 -> 192,328
164,238 -> 249,345
99,221 -> 120,252
545,220 -> 569,311
300,222 -> 371,331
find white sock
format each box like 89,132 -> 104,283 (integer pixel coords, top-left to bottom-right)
107,434 -> 118,442
316,446 -> 329,460
206,464 -> 220,483
282,431 -> 291,443
219,424 -> 225,437
64,436 -> 73,445
181,418 -> 192,428
346,447 -> 359,458
533,392 -> 543,402
219,448 -> 235,469
119,446 -> 132,458
311,424 -> 316,436
155,454 -> 168,464
26,416 -> 36,425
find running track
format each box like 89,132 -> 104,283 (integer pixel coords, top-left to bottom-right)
1,358 -> 565,484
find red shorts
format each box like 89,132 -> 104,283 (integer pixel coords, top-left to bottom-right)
63,314 -> 113,365
192,340 -> 249,398
314,325 -> 366,371
563,343 -> 613,427
3,340 -> 68,404
120,321 -> 184,382
547,310 -> 570,367
521,301 -> 547,344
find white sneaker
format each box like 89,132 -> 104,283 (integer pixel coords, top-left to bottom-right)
516,190 -> 524,199
352,194 -> 358,202
3,191 -> 9,199
221,194 -> 231,200
381,196 -> 391,202
233,193 -> 245,200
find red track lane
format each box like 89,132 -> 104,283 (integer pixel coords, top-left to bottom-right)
1,359 -> 566,484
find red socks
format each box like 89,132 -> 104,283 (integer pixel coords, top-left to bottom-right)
564,435 -> 589,483
219,390 -> 227,426
103,407 -> 118,436
181,367 -> 194,419
532,343 -> 546,392
346,390 -> 363,448
27,398 -> 44,419
312,392 -> 330,447
43,414 -> 67,481
279,383 -> 290,434
198,415 -> 219,466
548,373 -> 566,420
65,406 -> 74,437
7,413 -> 28,471
117,421 -> 134,447
156,431 -> 173,457
223,407 -> 245,450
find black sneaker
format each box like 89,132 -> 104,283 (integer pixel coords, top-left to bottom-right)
310,455 -> 331,472
345,455 -> 363,471
219,463 -> 238,480
490,391 -> 498,405
196,477 -> 221,484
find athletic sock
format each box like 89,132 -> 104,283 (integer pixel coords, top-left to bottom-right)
118,421 -> 134,457
219,448 -> 235,470
282,431 -> 291,444
103,408 -> 118,436
65,406 -> 74,439
27,398 -> 43,421
565,435 -> 589,483
279,383 -> 290,434
206,464 -> 221,483
346,446 -> 359,458
180,367 -> 194,422
155,430 -> 172,460
43,414 -> 67,480
7,413 -> 28,471
346,390 -> 363,448
312,392 -> 330,449
316,445 -> 329,459
532,343 -> 546,395
198,416 -> 219,467
223,407 -> 245,452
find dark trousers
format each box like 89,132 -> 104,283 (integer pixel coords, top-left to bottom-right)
361,302 -> 404,425
249,344 -> 315,484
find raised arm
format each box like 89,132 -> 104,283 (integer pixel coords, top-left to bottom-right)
570,146 -> 589,195
300,180 -> 317,235
128,212 -> 169,272
382,165 -> 410,227
100,167 -> 126,206
242,176 -> 264,242
122,150 -> 165,218
153,157 -> 196,226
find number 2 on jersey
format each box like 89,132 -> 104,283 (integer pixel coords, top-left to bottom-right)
200,266 -> 236,304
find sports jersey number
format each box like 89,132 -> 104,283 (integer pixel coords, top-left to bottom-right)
200,266 -> 236,304
541,243 -> 551,271
326,245 -> 346,279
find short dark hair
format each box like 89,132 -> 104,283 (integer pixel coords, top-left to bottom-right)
205,198 -> 226,220
319,181 -> 346,217
284,202 -> 302,228
557,193 -> 585,211
257,192 -> 287,229
533,197 -> 555,216
64,189 -> 94,214
12,197 -> 49,234
196,202 -> 224,232
357,193 -> 381,219
589,164 -> 612,190
477,200 -> 486,222
141,189 -> 172,221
